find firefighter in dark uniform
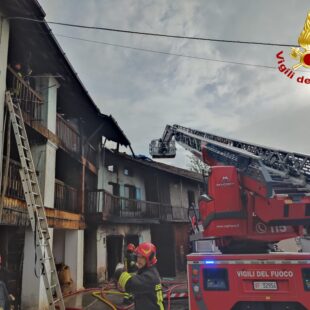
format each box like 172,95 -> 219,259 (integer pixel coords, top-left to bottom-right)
123,243 -> 137,304
115,242 -> 164,310
125,243 -> 137,273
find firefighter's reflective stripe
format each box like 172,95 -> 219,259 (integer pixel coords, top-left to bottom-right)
119,272 -> 132,289
155,284 -> 164,310
124,292 -> 133,299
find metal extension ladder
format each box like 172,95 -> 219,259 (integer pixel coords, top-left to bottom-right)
5,91 -> 65,310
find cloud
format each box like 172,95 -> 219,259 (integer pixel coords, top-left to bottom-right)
38,0 -> 310,168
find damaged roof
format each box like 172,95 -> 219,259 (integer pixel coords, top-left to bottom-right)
106,149 -> 203,182
99,115 -> 131,147
1,0 -> 131,147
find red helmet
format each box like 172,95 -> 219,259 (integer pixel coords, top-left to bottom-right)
127,243 -> 135,252
135,242 -> 157,267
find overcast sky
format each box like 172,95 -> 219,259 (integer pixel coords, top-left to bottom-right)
38,0 -> 310,168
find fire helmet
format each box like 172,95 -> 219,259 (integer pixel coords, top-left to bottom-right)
135,242 -> 157,267
127,243 -> 136,252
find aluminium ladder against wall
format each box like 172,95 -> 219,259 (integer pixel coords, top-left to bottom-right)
5,91 -> 65,310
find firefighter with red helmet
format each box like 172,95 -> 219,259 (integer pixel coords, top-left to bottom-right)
123,243 -> 137,304
115,242 -> 164,310
125,243 -> 137,273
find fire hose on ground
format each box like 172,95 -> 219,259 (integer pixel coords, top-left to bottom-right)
62,280 -> 188,310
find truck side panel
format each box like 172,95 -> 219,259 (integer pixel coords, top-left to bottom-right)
187,253 -> 310,310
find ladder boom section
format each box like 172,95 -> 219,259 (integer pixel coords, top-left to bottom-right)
174,125 -> 310,184
150,124 -> 310,193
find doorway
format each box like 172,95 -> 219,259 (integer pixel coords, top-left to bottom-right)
106,235 -> 123,279
0,226 -> 25,307
151,224 -> 176,277
125,234 -> 139,248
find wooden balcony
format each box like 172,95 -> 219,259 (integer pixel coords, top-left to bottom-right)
56,114 -> 97,166
86,189 -> 160,222
0,159 -> 83,227
6,65 -> 43,125
7,66 -> 96,166
1,159 -> 79,213
3,158 -> 25,201
86,189 -> 189,223
54,179 -> 79,213
56,114 -> 81,154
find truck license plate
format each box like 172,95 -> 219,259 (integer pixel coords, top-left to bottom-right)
253,281 -> 277,290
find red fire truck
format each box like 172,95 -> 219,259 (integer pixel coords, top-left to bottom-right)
150,125 -> 310,310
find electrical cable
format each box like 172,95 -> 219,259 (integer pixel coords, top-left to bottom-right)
54,33 -> 309,73
14,27 -> 305,73
7,16 -> 297,47
20,30 -> 310,73
54,33 -> 277,71
8,17 -> 310,75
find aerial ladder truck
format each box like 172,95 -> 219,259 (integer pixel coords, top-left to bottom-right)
150,125 -> 310,310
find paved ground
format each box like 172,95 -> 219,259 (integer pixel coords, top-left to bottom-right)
64,273 -> 189,310
64,289 -> 189,309
64,290 -> 112,309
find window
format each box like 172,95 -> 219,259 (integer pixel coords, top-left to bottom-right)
136,188 -> 141,200
124,185 -> 137,211
124,185 -> 136,199
107,165 -> 117,173
123,168 -> 132,176
119,184 -> 138,200
108,182 -> 120,196
119,184 -> 125,197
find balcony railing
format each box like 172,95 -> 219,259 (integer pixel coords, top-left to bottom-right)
87,189 -> 161,219
86,189 -> 189,221
7,65 -> 43,124
2,158 -> 24,201
54,179 -> 79,213
2,160 -> 79,213
7,66 -> 97,165
56,115 -> 97,166
56,114 -> 81,154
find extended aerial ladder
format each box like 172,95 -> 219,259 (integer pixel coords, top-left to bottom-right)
150,124 -> 310,253
150,124 -> 310,182
5,91 -> 65,310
